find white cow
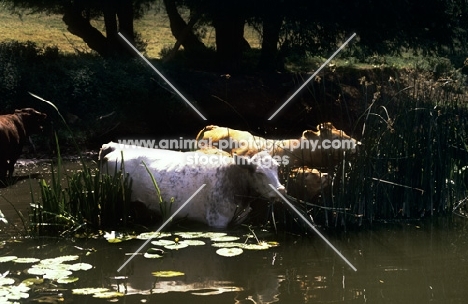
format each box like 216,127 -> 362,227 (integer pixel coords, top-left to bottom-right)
99,142 -> 285,228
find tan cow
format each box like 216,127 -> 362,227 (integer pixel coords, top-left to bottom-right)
195,122 -> 360,168
287,167 -> 329,201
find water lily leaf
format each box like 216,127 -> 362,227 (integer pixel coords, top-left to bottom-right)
57,277 -> 79,284
39,258 -> 64,266
239,243 -> 270,250
14,258 -> 40,264
143,252 -> 163,259
174,232 -> 206,239
21,278 -> 44,286
164,243 -> 189,250
136,232 -> 171,240
0,277 -> 15,286
179,240 -> 206,246
211,242 -> 244,248
147,248 -> 164,254
68,263 -> 93,271
151,239 -> 175,246
92,291 -> 125,298
202,232 -> 227,239
152,271 -> 185,277
72,287 -> 110,295
27,267 -> 48,276
43,270 -> 73,280
216,248 -> 243,257
53,255 -> 80,263
0,256 -> 17,263
210,236 -> 240,242
0,284 -> 30,300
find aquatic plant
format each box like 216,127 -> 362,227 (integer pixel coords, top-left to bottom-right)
28,95 -> 133,236
142,161 -> 173,221
319,68 -> 468,226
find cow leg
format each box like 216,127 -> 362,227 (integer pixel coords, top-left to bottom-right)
0,161 -> 7,184
6,160 -> 15,178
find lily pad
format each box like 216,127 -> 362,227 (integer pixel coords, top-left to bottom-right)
0,278 -> 15,286
52,255 -> 80,263
210,236 -> 240,242
72,287 -> 110,295
136,232 -> 171,240
164,243 -> 189,250
68,263 -> 93,271
152,271 -> 185,278
174,232 -> 206,239
151,239 -> 175,246
216,248 -> 243,257
0,256 -> 17,263
43,270 -> 73,280
14,258 -> 40,264
179,240 -> 206,246
57,277 -> 79,284
143,252 -> 164,259
211,242 -> 244,248
92,291 -> 125,298
202,232 -> 227,239
240,243 -> 270,250
21,278 -> 44,286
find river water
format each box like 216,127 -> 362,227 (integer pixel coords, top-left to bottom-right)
0,158 -> 467,303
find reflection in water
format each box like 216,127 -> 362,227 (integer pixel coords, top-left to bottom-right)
1,159 -> 468,303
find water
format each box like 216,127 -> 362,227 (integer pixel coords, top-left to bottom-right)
1,159 -> 468,303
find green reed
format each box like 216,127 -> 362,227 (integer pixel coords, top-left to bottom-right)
142,161 -> 173,221
330,70 -> 468,225
29,96 -> 133,236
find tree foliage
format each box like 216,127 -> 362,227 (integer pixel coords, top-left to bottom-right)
3,0 -> 468,69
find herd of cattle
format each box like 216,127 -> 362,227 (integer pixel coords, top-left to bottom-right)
1,107 -> 360,228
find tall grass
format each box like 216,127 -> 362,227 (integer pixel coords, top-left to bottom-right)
326,69 -> 468,225
29,97 -> 134,236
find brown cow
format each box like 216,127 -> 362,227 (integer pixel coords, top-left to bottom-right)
195,122 -> 360,168
287,167 -> 329,201
0,108 -> 47,183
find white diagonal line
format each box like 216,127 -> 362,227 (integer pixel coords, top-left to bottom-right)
268,33 -> 356,120
118,32 -> 207,120
117,184 -> 206,272
268,184 -> 357,271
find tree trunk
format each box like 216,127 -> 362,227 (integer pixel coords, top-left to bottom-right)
212,12 -> 247,72
258,11 -> 283,71
63,2 -> 110,56
163,0 -> 206,56
63,0 -> 135,57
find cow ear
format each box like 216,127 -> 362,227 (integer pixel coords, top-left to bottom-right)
99,143 -> 117,160
318,122 -> 335,137
302,129 -> 319,139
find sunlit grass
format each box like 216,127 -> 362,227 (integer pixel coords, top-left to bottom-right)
0,6 -> 261,59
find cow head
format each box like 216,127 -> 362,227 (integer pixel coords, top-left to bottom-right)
98,141 -> 118,161
289,167 -> 329,199
234,151 -> 285,201
302,122 -> 360,152
15,108 -> 47,135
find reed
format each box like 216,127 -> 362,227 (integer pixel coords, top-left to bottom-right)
28,97 -> 134,236
142,161 -> 173,221
327,68 -> 468,225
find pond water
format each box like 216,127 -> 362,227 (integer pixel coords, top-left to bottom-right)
1,159 -> 468,303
